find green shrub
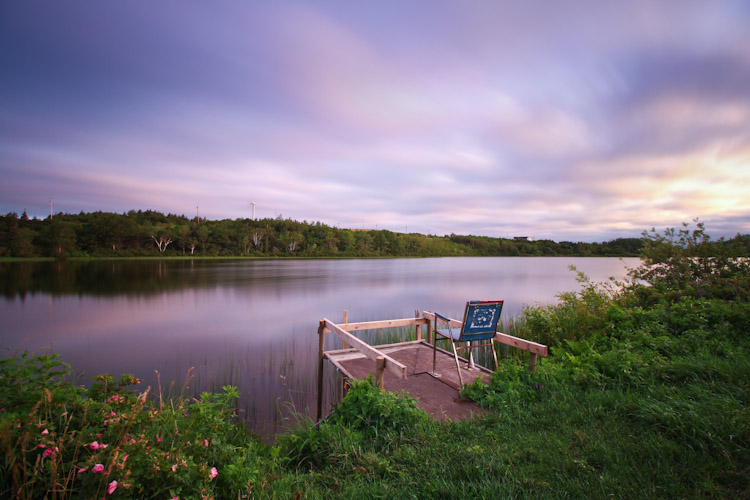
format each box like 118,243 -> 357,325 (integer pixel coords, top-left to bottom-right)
0,353 -> 268,499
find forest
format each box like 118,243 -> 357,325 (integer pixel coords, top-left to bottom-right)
0,209 -> 746,259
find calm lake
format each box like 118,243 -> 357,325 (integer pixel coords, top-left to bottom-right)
1,257 -> 638,437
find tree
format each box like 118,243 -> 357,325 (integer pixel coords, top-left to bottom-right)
150,233 -> 173,253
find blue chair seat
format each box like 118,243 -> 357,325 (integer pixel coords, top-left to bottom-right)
436,327 -> 461,341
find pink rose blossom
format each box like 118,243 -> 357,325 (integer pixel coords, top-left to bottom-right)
203,439 -> 209,447
171,464 -> 178,472
77,468 -> 87,474
209,467 -> 218,479
156,437 -> 163,442
92,464 -> 104,473
38,444 -> 46,449
42,448 -> 52,458
89,441 -> 100,450
41,428 -> 49,435
108,480 -> 117,494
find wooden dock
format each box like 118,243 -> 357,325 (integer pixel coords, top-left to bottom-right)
316,311 -> 548,421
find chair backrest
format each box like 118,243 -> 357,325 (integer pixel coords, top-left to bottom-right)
458,300 -> 503,342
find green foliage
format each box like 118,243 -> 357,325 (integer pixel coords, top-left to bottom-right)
0,355 -> 267,499
522,266 -> 619,347
0,210 -> 654,258
458,221 -> 750,498
278,378 -> 429,471
630,219 -> 750,304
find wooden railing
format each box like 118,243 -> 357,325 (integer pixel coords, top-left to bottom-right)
422,311 -> 549,374
316,311 -> 548,420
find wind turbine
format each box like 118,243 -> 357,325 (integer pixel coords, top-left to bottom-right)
251,202 -> 256,220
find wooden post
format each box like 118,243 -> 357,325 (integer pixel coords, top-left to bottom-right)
375,356 -> 385,390
529,353 -> 538,375
316,321 -> 326,421
342,310 -> 348,350
415,309 -> 422,340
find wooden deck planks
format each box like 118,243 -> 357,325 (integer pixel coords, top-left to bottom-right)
326,341 -> 491,421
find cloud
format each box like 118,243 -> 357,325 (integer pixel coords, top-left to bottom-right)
1,1 -> 749,241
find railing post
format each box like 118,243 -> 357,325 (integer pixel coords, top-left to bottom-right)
415,310 -> 422,341
316,320 -> 326,421
529,352 -> 538,375
375,356 -> 385,389
342,310 -> 348,349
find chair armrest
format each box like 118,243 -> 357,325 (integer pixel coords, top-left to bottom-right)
434,312 -> 451,324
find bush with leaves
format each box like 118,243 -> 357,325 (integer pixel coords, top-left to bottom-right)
0,353 -> 268,499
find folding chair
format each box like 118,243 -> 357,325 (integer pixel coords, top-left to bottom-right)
432,300 -> 503,388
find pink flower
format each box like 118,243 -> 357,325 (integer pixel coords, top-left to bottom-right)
209,467 -> 218,479
39,444 -> 46,449
77,468 -> 87,474
42,448 -> 52,458
101,444 -> 108,449
122,455 -> 129,463
171,464 -> 178,472
92,464 -> 105,473
156,437 -> 163,443
97,433 -> 103,438
41,428 -> 49,435
203,439 -> 209,447
89,441 -> 100,450
107,480 -> 117,494
170,497 -> 179,500
130,438 -> 136,444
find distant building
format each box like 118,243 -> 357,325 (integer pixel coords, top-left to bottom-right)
513,236 -> 530,241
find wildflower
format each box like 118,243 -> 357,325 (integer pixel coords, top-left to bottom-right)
171,464 -> 178,472
97,433 -> 103,438
41,428 -> 49,435
39,444 -> 46,449
108,480 -> 118,494
77,468 -> 87,474
157,437 -> 163,443
209,467 -> 218,479
92,464 -> 105,473
203,439 -> 209,447
42,448 -> 52,459
89,441 -> 100,450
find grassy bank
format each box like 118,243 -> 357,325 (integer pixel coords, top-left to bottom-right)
2,222 -> 748,499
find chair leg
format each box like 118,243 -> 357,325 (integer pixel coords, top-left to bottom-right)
451,340 -> 464,389
490,338 -> 499,371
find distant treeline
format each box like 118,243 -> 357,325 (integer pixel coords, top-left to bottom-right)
0,210 -> 747,259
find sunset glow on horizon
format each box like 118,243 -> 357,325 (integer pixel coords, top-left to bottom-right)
1,1 -> 749,241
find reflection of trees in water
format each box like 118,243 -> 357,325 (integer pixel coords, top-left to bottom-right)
0,260 -> 206,299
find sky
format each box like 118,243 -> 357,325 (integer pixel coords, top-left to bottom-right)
1,1 -> 749,242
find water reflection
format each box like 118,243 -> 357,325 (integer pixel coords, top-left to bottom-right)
0,257 -> 638,437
